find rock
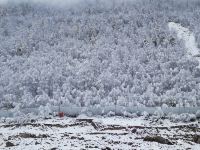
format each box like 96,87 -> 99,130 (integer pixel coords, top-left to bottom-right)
70,136 -> 77,139
40,134 -> 49,138
193,135 -> 200,144
78,137 -> 84,140
144,135 -> 173,145
35,141 -> 40,145
131,128 -> 137,133
6,141 -> 15,147
30,119 -> 36,123
102,147 -> 112,150
19,133 -> 36,138
18,133 -> 49,138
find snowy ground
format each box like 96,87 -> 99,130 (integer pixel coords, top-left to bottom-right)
0,116 -> 199,150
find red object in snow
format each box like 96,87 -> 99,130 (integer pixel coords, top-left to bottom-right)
58,112 -> 64,118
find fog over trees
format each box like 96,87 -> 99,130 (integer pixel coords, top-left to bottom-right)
1,0 -> 200,110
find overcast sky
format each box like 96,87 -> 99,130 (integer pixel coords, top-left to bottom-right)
0,0 -> 82,6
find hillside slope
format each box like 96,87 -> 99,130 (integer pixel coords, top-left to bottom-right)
1,0 -> 200,111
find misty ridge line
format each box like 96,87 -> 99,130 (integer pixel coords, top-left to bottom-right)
0,0 -> 131,7
0,0 -> 83,6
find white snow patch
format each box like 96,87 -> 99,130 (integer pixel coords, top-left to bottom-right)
94,116 -> 146,126
168,22 -> 200,67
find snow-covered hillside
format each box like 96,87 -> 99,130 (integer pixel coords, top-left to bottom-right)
1,0 -> 200,112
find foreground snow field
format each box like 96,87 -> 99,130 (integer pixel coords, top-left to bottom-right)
0,116 -> 199,150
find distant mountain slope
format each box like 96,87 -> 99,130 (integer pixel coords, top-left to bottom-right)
1,0 -> 200,110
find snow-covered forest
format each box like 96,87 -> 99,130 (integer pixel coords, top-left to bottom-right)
1,0 -> 200,111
